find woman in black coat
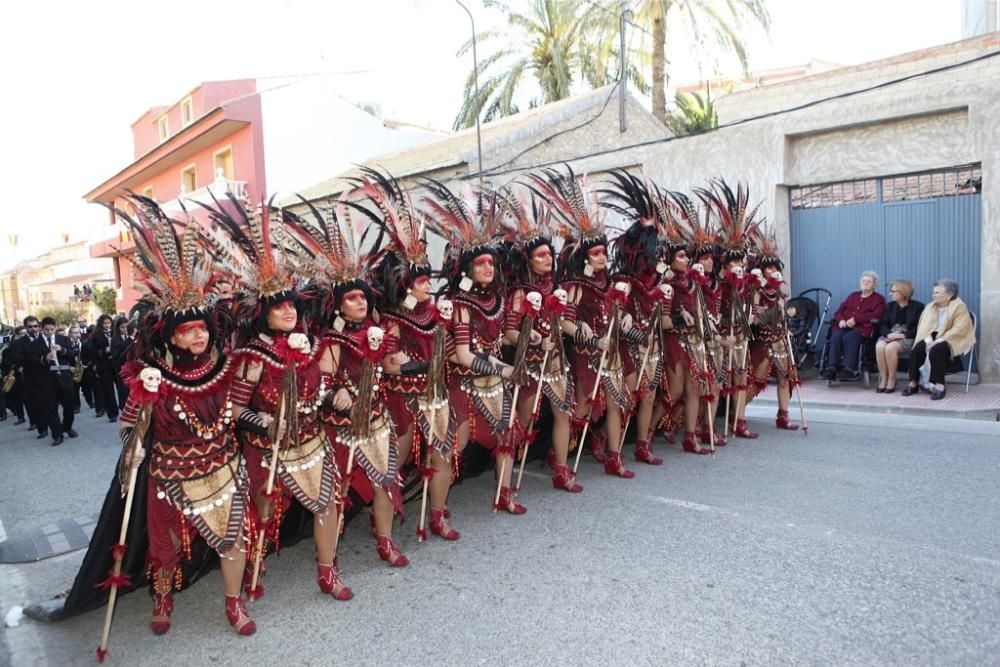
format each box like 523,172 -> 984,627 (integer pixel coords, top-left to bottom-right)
109,316 -> 132,411
88,314 -> 119,421
874,279 -> 924,393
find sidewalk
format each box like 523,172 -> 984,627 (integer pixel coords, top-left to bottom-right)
752,378 -> 1000,420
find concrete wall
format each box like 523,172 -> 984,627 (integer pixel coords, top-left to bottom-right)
640,33 -> 1000,380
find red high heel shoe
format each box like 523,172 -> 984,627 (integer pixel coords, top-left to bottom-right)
604,450 -> 636,478
317,561 -> 353,600
225,595 -> 257,637
682,432 -> 712,455
496,487 -> 527,515
697,422 -> 711,445
733,419 -> 758,439
150,591 -> 173,635
589,431 -> 607,463
775,409 -> 800,430
429,508 -> 461,540
375,534 -> 409,567
551,463 -> 583,492
634,439 -> 663,465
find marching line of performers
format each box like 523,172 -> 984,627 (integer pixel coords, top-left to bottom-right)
75,166 -> 805,655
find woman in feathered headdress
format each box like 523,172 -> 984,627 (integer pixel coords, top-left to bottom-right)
203,194 -> 355,602
532,166 -> 636,480
747,226 -> 800,430
79,194 -> 262,639
352,169 -> 460,543
698,179 -> 761,439
660,190 -> 715,455
424,179 -> 526,515
499,185 -> 580,493
602,170 -> 672,467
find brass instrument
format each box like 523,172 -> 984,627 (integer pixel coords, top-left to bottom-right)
2,370 -> 14,393
72,355 -> 85,383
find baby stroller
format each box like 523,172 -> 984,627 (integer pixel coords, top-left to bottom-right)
785,288 -> 832,373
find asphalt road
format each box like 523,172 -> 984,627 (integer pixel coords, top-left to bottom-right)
1,404 -> 998,666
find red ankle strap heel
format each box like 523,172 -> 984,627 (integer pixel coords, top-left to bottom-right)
551,463 -> 583,492
496,487 -> 527,515
734,419 -> 758,439
604,450 -> 636,478
225,595 -> 257,637
150,591 -> 173,636
429,508 -> 461,540
775,409 -> 800,430
375,534 -> 409,567
634,439 -> 663,465
682,432 -> 712,455
317,561 -> 353,600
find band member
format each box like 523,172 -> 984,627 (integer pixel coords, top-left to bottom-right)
37,316 -> 79,445
68,325 -> 86,413
530,167 -> 635,478
498,187 -> 580,492
423,181 -> 524,513
89,314 -> 121,422
748,231 -> 800,430
112,195 -> 259,636
1,326 -> 26,423
602,171 -> 671,465
353,170 -> 460,538
204,194 -> 354,602
14,315 -> 48,435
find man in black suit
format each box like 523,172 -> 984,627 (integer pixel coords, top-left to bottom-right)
88,314 -> 118,422
36,317 -> 79,445
68,325 -> 85,413
13,316 -> 47,436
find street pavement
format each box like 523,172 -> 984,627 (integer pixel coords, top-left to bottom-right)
1,404 -> 999,666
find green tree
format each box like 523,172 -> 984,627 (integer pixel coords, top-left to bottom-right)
665,88 -> 718,136
34,306 -> 79,326
453,0 -> 648,130
92,285 -> 118,317
590,0 -> 770,124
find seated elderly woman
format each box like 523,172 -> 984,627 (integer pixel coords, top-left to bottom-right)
874,279 -> 924,393
821,270 -> 886,381
902,279 -> 976,400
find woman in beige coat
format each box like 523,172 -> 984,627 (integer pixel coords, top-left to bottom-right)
902,279 -> 976,400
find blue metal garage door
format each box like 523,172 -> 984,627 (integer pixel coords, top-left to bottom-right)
789,165 -> 981,355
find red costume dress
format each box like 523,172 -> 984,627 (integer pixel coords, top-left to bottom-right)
382,302 -> 454,459
619,273 -> 667,396
749,282 -> 794,398
122,350 -> 249,593
562,271 -> 630,414
449,286 -> 513,452
319,320 -> 400,511
504,274 -> 574,417
719,273 -> 753,397
232,334 -> 339,524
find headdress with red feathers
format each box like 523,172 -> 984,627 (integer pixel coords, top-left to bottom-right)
694,179 -> 763,263
422,178 -> 503,290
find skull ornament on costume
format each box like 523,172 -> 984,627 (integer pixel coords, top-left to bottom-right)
772,271 -> 784,283
436,299 -> 454,321
367,326 -> 385,351
658,283 -> 674,300
139,367 -> 163,393
288,332 -> 311,355
526,291 -> 543,312
614,281 -> 630,295
732,266 -> 745,280
692,263 -> 706,276
553,288 -> 568,306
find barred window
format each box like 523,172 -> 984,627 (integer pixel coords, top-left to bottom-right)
790,179 -> 877,210
882,166 -> 982,202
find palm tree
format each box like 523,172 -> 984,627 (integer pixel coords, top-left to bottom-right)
590,0 -> 771,124
665,87 -> 717,136
453,0 -> 648,130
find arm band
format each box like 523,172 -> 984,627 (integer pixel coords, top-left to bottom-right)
622,327 -> 645,344
236,408 -> 269,437
471,353 -> 495,376
119,426 -> 135,449
401,360 -> 429,376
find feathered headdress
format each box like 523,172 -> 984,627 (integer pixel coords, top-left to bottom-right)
110,194 -> 214,327
422,178 -> 502,288
496,185 -> 554,285
600,170 -> 663,277
694,179 -> 763,263
197,193 -> 299,334
666,190 -> 716,262
523,165 -> 607,279
750,223 -> 784,271
345,168 -> 431,308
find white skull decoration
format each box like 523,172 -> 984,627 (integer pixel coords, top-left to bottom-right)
366,326 -> 385,352
526,291 -> 543,312
692,263 -> 706,276
750,268 -> 766,287
772,271 -> 784,283
732,266 -> 745,280
655,261 -> 668,275
658,283 -> 674,300
614,281 -> 631,295
140,367 -> 162,393
436,299 -> 454,321
288,332 -> 311,355
553,288 -> 568,306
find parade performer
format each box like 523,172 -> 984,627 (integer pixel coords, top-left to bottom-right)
748,230 -> 800,430
602,171 -> 670,466
109,195 -> 260,642
423,181 -> 525,514
531,167 -> 635,479
661,191 -> 714,455
340,171 -> 461,548
697,180 -> 761,439
498,187 -> 580,492
203,195 -> 354,601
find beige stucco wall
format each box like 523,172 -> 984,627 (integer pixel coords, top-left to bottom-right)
641,33 -> 1000,381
